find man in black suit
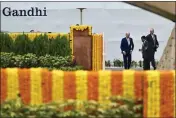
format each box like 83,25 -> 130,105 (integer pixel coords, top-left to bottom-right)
120,32 -> 134,69
146,28 -> 159,70
140,36 -> 150,70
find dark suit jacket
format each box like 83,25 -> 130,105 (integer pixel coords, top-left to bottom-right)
146,34 -> 159,51
146,34 -> 159,60
120,37 -> 134,54
142,40 -> 148,59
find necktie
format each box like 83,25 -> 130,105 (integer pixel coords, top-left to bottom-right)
152,35 -> 155,46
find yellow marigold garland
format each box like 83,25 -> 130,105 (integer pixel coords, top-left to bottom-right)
47,33 -> 59,39
1,68 -> 176,117
8,33 -> 23,40
30,68 -> 42,105
6,68 -> 19,100
123,70 -> 135,99
98,70 -> 111,108
92,34 -> 103,71
147,71 -> 160,117
92,35 -> 95,71
52,70 -> 64,103
76,71 -> 88,110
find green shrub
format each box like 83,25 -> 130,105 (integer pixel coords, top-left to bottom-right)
0,52 -> 83,71
0,33 -> 14,52
0,33 -> 71,57
13,33 -> 33,55
0,96 -> 143,118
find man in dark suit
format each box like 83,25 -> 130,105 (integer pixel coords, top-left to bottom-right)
140,36 -> 150,70
120,32 -> 134,69
146,28 -> 159,70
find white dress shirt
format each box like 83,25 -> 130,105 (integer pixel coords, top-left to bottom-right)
126,38 -> 130,45
151,34 -> 156,45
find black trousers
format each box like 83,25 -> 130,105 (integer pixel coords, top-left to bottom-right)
123,53 -> 131,69
143,58 -> 156,70
151,52 -> 156,70
143,58 -> 150,70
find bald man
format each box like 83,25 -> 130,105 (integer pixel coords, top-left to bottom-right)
146,28 -> 159,70
120,32 -> 134,69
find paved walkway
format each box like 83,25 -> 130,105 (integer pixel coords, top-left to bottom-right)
105,67 -> 143,71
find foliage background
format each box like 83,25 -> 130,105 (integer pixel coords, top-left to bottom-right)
0,96 -> 143,118
0,33 -> 71,57
0,33 -> 83,71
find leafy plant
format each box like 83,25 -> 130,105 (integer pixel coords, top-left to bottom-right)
0,33 -> 14,52
0,52 -> 83,71
13,33 -> 32,55
113,59 -> 123,67
0,33 -> 71,57
105,60 -> 111,67
0,96 -> 143,118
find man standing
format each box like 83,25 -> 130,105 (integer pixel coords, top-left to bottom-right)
146,28 -> 159,70
140,36 -> 150,70
120,32 -> 134,69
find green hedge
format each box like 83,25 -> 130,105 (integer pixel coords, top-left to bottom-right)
0,96 -> 143,118
1,52 -> 83,71
0,33 -> 71,57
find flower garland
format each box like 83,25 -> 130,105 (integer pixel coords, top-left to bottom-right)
98,71 -> 111,108
111,72 -> 123,96
92,35 -> 96,71
64,72 -> 76,100
95,35 -> 97,70
30,68 -> 42,105
1,68 -> 175,118
7,32 -> 70,41
76,71 -> 88,110
134,71 -> 143,99
100,35 -> 104,69
92,34 -> 103,71
41,69 -> 52,103
8,33 -> 23,40
146,71 -> 160,117
123,70 -> 135,99
0,69 -> 7,103
18,68 -> 31,104
173,71 -> 176,118
47,33 -> 59,39
6,68 -> 19,100
87,72 -> 99,101
52,70 -> 64,103
159,71 -> 175,117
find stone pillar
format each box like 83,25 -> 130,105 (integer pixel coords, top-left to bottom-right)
157,25 -> 175,70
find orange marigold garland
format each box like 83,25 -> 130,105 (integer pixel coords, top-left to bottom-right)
111,71 -> 123,96
87,72 -> 99,101
160,71 -> 174,117
41,69 -> 52,103
143,72 -> 148,117
134,71 -> 143,99
64,72 -> 76,111
0,69 -> 7,103
18,68 -> 31,105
